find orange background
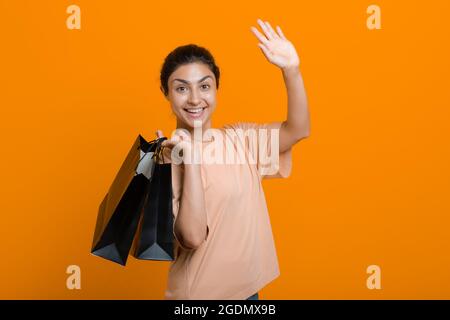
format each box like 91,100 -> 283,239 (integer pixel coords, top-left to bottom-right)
1,0 -> 449,299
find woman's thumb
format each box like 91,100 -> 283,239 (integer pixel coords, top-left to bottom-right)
155,130 -> 163,138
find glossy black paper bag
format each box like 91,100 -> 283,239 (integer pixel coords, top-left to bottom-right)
91,135 -> 165,266
131,151 -> 174,261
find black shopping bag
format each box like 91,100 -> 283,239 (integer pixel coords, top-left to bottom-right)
131,146 -> 175,261
91,135 -> 166,266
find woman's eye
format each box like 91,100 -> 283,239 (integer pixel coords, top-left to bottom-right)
176,84 -> 209,92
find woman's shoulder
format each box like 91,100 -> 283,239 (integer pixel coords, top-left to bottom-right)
222,122 -> 252,131
222,121 -> 281,132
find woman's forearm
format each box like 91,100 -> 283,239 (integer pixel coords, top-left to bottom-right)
174,163 -> 208,249
282,66 -> 310,139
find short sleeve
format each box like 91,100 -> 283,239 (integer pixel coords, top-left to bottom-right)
223,121 -> 293,179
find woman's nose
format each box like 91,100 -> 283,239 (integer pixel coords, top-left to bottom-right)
188,89 -> 201,105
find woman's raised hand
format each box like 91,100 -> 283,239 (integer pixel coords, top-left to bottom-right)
250,18 -> 300,70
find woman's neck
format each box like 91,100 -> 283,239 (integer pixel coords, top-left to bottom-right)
176,119 -> 214,142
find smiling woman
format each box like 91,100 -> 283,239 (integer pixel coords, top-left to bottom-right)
155,19 -> 310,300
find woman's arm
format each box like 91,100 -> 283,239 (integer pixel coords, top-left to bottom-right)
175,162 -> 208,250
158,130 -> 208,250
251,19 -> 311,153
279,66 -> 310,153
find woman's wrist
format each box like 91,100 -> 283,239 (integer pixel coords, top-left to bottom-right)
281,65 -> 300,78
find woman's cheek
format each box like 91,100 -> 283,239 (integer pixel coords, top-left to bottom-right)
174,96 -> 186,110
204,92 -> 216,105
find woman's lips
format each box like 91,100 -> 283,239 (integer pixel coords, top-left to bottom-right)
183,107 -> 207,119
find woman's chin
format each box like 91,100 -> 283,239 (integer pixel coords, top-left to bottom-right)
185,114 -> 210,128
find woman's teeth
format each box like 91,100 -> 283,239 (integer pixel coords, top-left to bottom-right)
184,107 -> 205,114
183,107 -> 207,119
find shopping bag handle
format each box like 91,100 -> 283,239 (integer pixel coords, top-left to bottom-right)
153,138 -> 167,165
135,136 -> 167,173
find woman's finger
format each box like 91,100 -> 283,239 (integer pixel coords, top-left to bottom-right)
265,21 -> 279,39
257,18 -> 273,40
173,128 -> 192,142
276,25 -> 287,40
161,139 -> 174,149
250,26 -> 270,46
258,42 -> 273,60
156,130 -> 164,138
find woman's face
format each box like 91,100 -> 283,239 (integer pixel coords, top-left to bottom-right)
165,62 -> 217,131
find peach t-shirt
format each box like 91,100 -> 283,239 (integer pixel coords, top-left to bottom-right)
163,121 -> 292,300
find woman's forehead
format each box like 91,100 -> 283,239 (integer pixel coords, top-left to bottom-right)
170,63 -> 214,80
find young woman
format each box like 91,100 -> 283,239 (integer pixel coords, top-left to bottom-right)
157,19 -> 310,300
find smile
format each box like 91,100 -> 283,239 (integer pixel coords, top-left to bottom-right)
183,107 -> 207,118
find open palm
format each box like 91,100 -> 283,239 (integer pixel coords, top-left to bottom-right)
250,19 -> 300,70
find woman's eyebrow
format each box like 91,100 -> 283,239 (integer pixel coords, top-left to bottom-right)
172,75 -> 212,84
